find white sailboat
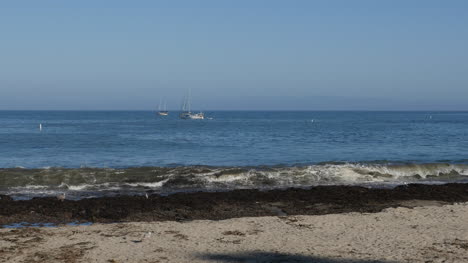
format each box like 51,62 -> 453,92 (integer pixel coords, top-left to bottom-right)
180,90 -> 204,120
157,98 -> 169,116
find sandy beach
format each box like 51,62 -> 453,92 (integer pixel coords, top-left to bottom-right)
1,201 -> 467,263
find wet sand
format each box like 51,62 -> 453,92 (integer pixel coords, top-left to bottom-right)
1,183 -> 468,226
1,202 -> 468,262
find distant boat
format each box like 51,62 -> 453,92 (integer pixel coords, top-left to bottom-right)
180,90 -> 204,120
157,98 -> 169,116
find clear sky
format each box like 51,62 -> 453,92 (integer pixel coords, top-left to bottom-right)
1,0 -> 467,110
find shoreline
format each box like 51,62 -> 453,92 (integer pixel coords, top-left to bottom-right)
1,183 -> 468,226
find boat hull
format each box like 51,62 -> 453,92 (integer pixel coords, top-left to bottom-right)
180,112 -> 204,120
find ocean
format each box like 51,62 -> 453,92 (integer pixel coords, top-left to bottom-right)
1,110 -> 467,199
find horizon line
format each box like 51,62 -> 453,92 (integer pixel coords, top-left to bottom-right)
1,109 -> 468,112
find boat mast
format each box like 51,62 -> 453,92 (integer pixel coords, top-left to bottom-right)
188,88 -> 192,113
181,95 -> 187,112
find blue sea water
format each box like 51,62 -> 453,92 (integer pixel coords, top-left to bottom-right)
0,111 -> 467,168
1,111 -> 468,199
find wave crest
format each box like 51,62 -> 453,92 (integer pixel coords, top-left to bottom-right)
1,163 -> 467,199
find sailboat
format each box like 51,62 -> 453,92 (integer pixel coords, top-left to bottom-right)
180,90 -> 204,120
157,99 -> 169,116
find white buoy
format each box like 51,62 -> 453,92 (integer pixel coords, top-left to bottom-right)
311,119 -> 314,123
39,123 -> 42,131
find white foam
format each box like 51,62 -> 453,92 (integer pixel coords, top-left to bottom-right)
67,184 -> 92,191
125,179 -> 169,188
11,185 -> 49,190
201,163 -> 468,188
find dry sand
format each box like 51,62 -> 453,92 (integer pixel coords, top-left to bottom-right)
1,201 -> 468,263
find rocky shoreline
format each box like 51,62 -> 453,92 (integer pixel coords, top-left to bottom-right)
1,183 -> 468,226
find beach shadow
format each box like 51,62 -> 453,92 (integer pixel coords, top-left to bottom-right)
198,252 -> 390,263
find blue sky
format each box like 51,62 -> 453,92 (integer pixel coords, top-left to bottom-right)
1,0 -> 467,110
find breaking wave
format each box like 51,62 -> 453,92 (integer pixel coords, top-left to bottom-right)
1,163 -> 468,199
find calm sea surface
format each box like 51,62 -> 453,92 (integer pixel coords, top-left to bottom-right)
1,111 -> 467,168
